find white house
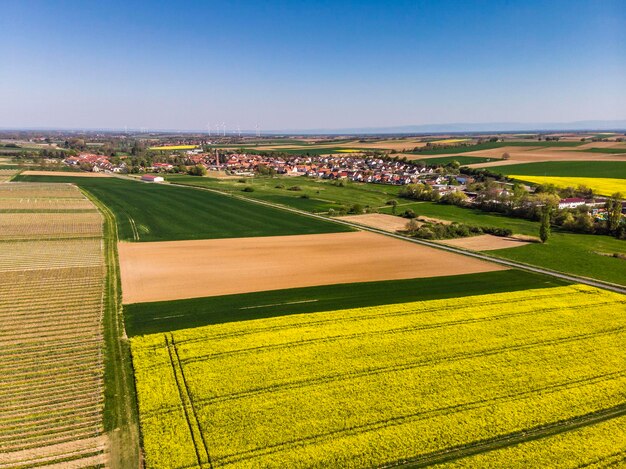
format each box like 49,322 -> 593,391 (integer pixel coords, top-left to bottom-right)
558,197 -> 586,209
141,174 -> 164,183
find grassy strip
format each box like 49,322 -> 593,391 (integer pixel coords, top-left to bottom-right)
168,174 -> 403,213
124,270 -> 567,336
487,161 -> 626,179
80,189 -> 141,468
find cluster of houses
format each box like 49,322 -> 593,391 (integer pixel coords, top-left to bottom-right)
221,154 -> 468,189
557,197 -> 624,220
64,153 -> 126,173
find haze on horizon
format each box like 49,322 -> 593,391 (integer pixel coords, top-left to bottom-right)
1,0 -> 625,132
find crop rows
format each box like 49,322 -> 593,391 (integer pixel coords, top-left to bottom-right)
131,285 -> 626,468
0,183 -> 85,198
0,212 -> 103,239
0,183 -> 108,468
0,239 -> 103,271
0,197 -> 96,211
0,170 -> 18,183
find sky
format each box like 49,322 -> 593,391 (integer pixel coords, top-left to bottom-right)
1,0 -> 625,131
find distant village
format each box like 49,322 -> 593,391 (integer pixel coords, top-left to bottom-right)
64,149 -> 623,222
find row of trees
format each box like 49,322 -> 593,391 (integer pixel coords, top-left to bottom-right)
398,180 -> 625,241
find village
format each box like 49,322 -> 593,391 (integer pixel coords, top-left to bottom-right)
62,150 -> 622,221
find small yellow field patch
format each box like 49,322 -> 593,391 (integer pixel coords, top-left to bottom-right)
148,145 -> 198,151
430,138 -> 470,144
508,175 -> 626,196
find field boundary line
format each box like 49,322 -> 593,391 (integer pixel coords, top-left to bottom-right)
390,402 -> 626,468
165,334 -> 213,469
164,335 -> 204,468
167,181 -> 626,295
78,186 -> 142,468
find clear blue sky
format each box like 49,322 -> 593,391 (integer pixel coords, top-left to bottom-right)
1,0 -> 625,131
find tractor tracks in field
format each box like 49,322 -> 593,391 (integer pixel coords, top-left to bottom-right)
390,402 -> 626,468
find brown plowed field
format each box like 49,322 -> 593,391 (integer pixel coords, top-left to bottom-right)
336,214 -> 410,232
118,231 -> 506,304
436,234 -> 532,251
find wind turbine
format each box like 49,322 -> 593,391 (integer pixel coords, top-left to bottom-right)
255,123 -> 260,138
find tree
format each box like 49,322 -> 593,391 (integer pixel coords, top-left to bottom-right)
405,219 -> 421,235
606,192 -> 623,234
539,205 -> 551,243
187,164 -> 207,176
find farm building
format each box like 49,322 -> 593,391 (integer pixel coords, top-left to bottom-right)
558,197 -> 586,209
141,174 -> 164,183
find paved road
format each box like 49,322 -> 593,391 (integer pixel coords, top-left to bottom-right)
165,181 -> 626,295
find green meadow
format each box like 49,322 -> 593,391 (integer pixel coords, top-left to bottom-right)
15,175 -> 350,241
488,161 -> 626,179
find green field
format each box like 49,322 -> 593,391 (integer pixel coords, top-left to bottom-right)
378,201 -> 626,285
379,201 -> 540,236
15,175 -> 351,241
492,232 -> 626,286
577,147 -> 626,154
413,155 -> 500,166
124,270 -> 566,336
406,141 -> 582,155
488,161 -> 626,179
131,285 -> 626,468
168,175 -> 403,213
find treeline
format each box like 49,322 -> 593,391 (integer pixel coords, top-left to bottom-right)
404,219 -> 513,240
398,180 -> 625,239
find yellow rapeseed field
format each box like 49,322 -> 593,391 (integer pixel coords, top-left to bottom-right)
131,285 -> 626,468
430,138 -> 470,144
509,175 -> 626,196
148,145 -> 198,151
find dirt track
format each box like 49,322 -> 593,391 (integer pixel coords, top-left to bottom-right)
118,231 -> 506,303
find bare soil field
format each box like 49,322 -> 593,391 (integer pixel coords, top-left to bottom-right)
465,150 -> 626,169
118,231 -> 506,303
576,142 -> 626,150
436,234 -> 532,251
20,170 -> 112,178
336,213 -> 410,232
409,145 -> 626,168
